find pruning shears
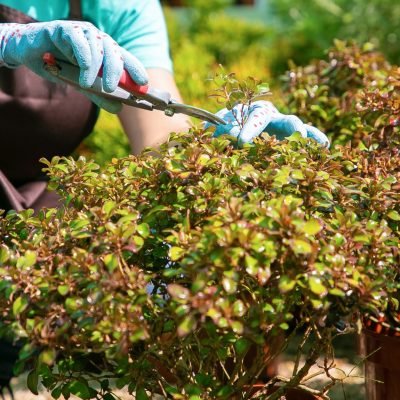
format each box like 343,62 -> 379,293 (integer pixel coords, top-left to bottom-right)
42,53 -> 225,126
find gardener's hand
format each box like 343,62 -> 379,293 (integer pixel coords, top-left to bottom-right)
211,101 -> 329,147
0,21 -> 148,113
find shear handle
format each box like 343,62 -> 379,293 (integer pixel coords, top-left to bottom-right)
97,67 -> 149,96
43,52 -> 150,96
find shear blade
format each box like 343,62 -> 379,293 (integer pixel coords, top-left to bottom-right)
168,102 -> 226,125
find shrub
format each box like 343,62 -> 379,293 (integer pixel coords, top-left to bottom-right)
282,41 -> 400,336
282,40 -> 400,147
1,43 -> 399,399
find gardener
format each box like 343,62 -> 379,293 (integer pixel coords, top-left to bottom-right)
0,0 -> 328,213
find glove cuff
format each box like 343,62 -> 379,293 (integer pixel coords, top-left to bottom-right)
0,23 -> 24,68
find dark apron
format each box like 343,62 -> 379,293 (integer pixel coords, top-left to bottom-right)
0,1 -> 98,396
0,0 -> 98,213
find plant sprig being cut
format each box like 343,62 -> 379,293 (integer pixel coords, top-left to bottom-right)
210,69 -> 271,129
208,69 -> 329,147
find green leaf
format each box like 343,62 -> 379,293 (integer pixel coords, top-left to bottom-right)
257,82 -> 270,93
133,235 -> 144,250
177,315 -> 196,337
0,246 -> 10,265
301,219 -> 322,235
317,171 -> 330,180
309,276 -> 327,296
216,385 -> 235,398
231,321 -> 244,334
163,268 -> 183,278
288,131 -> 303,141
232,300 -> 246,317
279,322 -> 290,330
39,349 -> 56,366
222,277 -> 237,294
27,369 -> 39,395
102,200 -> 117,217
245,254 -> 258,276
354,234 -> 371,244
16,250 -> 37,269
18,343 -> 36,361
332,233 -> 346,246
191,273 -> 207,293
104,254 -> 119,273
234,338 -> 251,355
118,213 -> 140,225
198,154 -> 211,166
51,386 -> 63,399
165,159 -> 184,173
70,231 -> 92,239
70,219 -> 91,231
68,380 -> 92,400
13,296 -> 28,316
291,169 -> 305,180
291,239 -> 312,254
136,387 -> 150,400
136,223 -> 150,238
195,373 -> 213,387
169,246 -> 185,261
263,303 -> 274,313
329,288 -> 345,297
62,383 -> 71,399
65,298 -> 82,313
279,276 -> 296,293
57,285 -> 69,296
387,210 -> 400,221
54,163 -> 68,173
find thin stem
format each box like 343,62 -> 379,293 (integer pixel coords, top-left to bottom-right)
264,328 -> 332,400
293,326 -> 311,376
219,360 -> 231,381
157,379 -> 168,398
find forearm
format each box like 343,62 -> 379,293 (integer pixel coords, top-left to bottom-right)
119,68 -> 190,155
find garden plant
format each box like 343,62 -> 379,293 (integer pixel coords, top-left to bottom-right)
281,40 -> 400,400
0,42 -> 399,399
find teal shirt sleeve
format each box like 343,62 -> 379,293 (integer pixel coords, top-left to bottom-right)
98,0 -> 173,73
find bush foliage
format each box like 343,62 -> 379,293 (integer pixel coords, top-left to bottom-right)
0,43 -> 400,399
282,40 -> 400,147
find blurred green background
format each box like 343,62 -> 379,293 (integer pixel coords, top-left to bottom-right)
81,0 -> 400,164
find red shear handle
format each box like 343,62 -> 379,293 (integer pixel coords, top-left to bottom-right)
98,67 -> 149,95
42,53 -> 149,95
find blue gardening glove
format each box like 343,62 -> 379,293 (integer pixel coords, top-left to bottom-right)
0,21 -> 148,113
210,101 -> 330,147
